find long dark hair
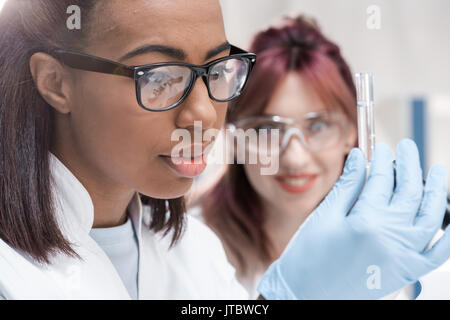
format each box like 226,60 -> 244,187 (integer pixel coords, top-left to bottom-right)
0,0 -> 185,265
202,15 -> 357,273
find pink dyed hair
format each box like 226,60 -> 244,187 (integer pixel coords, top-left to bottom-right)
202,15 -> 358,272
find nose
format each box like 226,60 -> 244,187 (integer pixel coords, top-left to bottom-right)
175,75 -> 217,131
279,133 -> 314,170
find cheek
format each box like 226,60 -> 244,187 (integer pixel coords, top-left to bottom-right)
72,74 -> 156,163
244,163 -> 274,201
315,145 -> 348,188
69,75 -> 194,198
213,101 -> 228,127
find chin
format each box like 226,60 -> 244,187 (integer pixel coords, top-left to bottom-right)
141,178 -> 194,199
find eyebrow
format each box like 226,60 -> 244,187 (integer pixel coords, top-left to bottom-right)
204,42 -> 231,61
119,41 -> 231,63
119,45 -> 186,62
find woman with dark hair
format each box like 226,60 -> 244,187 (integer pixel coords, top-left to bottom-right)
0,0 -> 255,299
0,0 -> 448,300
201,16 -> 448,299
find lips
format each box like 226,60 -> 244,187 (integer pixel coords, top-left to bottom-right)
160,154 -> 208,178
275,173 -> 318,194
159,142 -> 213,178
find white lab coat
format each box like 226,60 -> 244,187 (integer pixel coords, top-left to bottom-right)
0,152 -> 250,300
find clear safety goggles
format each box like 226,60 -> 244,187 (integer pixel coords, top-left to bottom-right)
227,111 -> 352,156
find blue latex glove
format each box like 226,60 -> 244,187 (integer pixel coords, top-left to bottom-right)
257,139 -> 450,299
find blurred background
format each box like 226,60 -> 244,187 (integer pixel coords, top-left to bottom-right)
188,0 -> 450,203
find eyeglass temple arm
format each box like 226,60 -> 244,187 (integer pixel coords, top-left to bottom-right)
230,45 -> 257,57
52,50 -> 135,78
52,45 -> 254,78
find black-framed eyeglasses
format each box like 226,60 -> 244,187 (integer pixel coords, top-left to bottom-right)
51,45 -> 256,112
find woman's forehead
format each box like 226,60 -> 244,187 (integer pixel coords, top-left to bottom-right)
264,72 -> 345,121
266,74 -> 322,109
86,0 -> 227,62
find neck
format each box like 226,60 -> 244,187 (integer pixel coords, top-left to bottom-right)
262,200 -> 310,261
50,148 -> 135,228
89,188 -> 135,228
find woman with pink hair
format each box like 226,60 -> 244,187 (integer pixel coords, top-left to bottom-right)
202,15 -> 388,297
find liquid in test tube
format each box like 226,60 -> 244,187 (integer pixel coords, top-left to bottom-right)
355,72 -> 375,171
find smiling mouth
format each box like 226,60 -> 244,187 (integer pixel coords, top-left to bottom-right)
275,174 -> 318,193
280,177 -> 312,186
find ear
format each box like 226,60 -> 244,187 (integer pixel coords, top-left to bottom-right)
29,52 -> 73,114
344,125 -> 358,153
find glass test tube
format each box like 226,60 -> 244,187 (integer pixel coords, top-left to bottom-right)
355,72 -> 375,171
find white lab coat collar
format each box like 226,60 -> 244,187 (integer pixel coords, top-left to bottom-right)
46,151 -> 145,299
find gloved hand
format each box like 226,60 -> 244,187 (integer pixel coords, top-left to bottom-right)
257,139 -> 450,299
